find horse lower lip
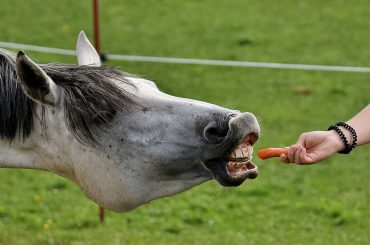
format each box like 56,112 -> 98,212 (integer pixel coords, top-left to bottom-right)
204,158 -> 258,187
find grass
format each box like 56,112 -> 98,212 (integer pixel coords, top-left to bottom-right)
0,0 -> 370,244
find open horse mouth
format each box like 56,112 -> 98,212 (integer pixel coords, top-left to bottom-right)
204,133 -> 258,187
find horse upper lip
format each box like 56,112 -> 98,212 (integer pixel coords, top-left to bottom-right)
227,112 -> 260,145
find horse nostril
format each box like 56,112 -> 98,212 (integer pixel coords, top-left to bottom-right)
203,121 -> 229,144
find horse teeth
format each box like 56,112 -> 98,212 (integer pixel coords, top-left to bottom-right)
235,148 -> 243,159
242,146 -> 252,157
227,143 -> 253,161
231,151 -> 237,158
228,161 -> 247,169
228,161 -> 237,168
241,148 -> 246,158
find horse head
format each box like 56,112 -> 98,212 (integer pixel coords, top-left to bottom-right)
0,32 -> 260,211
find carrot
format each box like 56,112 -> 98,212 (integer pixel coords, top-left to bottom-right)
258,147 -> 289,160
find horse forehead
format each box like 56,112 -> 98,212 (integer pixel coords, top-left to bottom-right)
125,77 -> 231,113
123,77 -> 179,105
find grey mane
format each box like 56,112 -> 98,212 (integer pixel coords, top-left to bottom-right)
0,50 -> 137,145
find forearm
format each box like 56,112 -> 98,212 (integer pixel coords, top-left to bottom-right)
346,104 -> 370,146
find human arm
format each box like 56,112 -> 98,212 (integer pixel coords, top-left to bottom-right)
280,104 -> 370,164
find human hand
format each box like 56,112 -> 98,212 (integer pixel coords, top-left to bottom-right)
280,130 -> 345,164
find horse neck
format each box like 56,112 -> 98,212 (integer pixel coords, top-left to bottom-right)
0,139 -> 45,170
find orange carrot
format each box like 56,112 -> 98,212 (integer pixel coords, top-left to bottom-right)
258,148 -> 289,160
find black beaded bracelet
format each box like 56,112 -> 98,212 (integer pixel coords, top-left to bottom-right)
336,122 -> 358,148
328,122 -> 357,154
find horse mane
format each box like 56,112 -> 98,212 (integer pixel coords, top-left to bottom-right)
0,50 -> 35,140
0,49 -> 137,145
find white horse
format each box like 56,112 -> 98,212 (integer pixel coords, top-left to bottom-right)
0,32 -> 260,212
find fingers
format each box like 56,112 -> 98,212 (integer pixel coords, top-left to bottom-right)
287,144 -> 297,163
294,145 -> 303,163
280,144 -> 309,165
280,154 -> 289,164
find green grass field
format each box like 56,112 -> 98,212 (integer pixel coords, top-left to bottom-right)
1,0 -> 370,244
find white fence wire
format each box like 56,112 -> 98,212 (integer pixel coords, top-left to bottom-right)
1,41 -> 370,73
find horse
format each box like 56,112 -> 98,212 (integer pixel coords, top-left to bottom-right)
0,32 -> 260,212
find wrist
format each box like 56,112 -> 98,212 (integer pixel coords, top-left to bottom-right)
328,130 -> 346,152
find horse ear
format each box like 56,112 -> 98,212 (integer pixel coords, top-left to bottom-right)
15,51 -> 59,106
76,31 -> 101,67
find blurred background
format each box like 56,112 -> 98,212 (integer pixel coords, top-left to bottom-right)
0,0 -> 369,244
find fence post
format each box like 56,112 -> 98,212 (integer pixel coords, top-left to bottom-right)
92,0 -> 105,223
